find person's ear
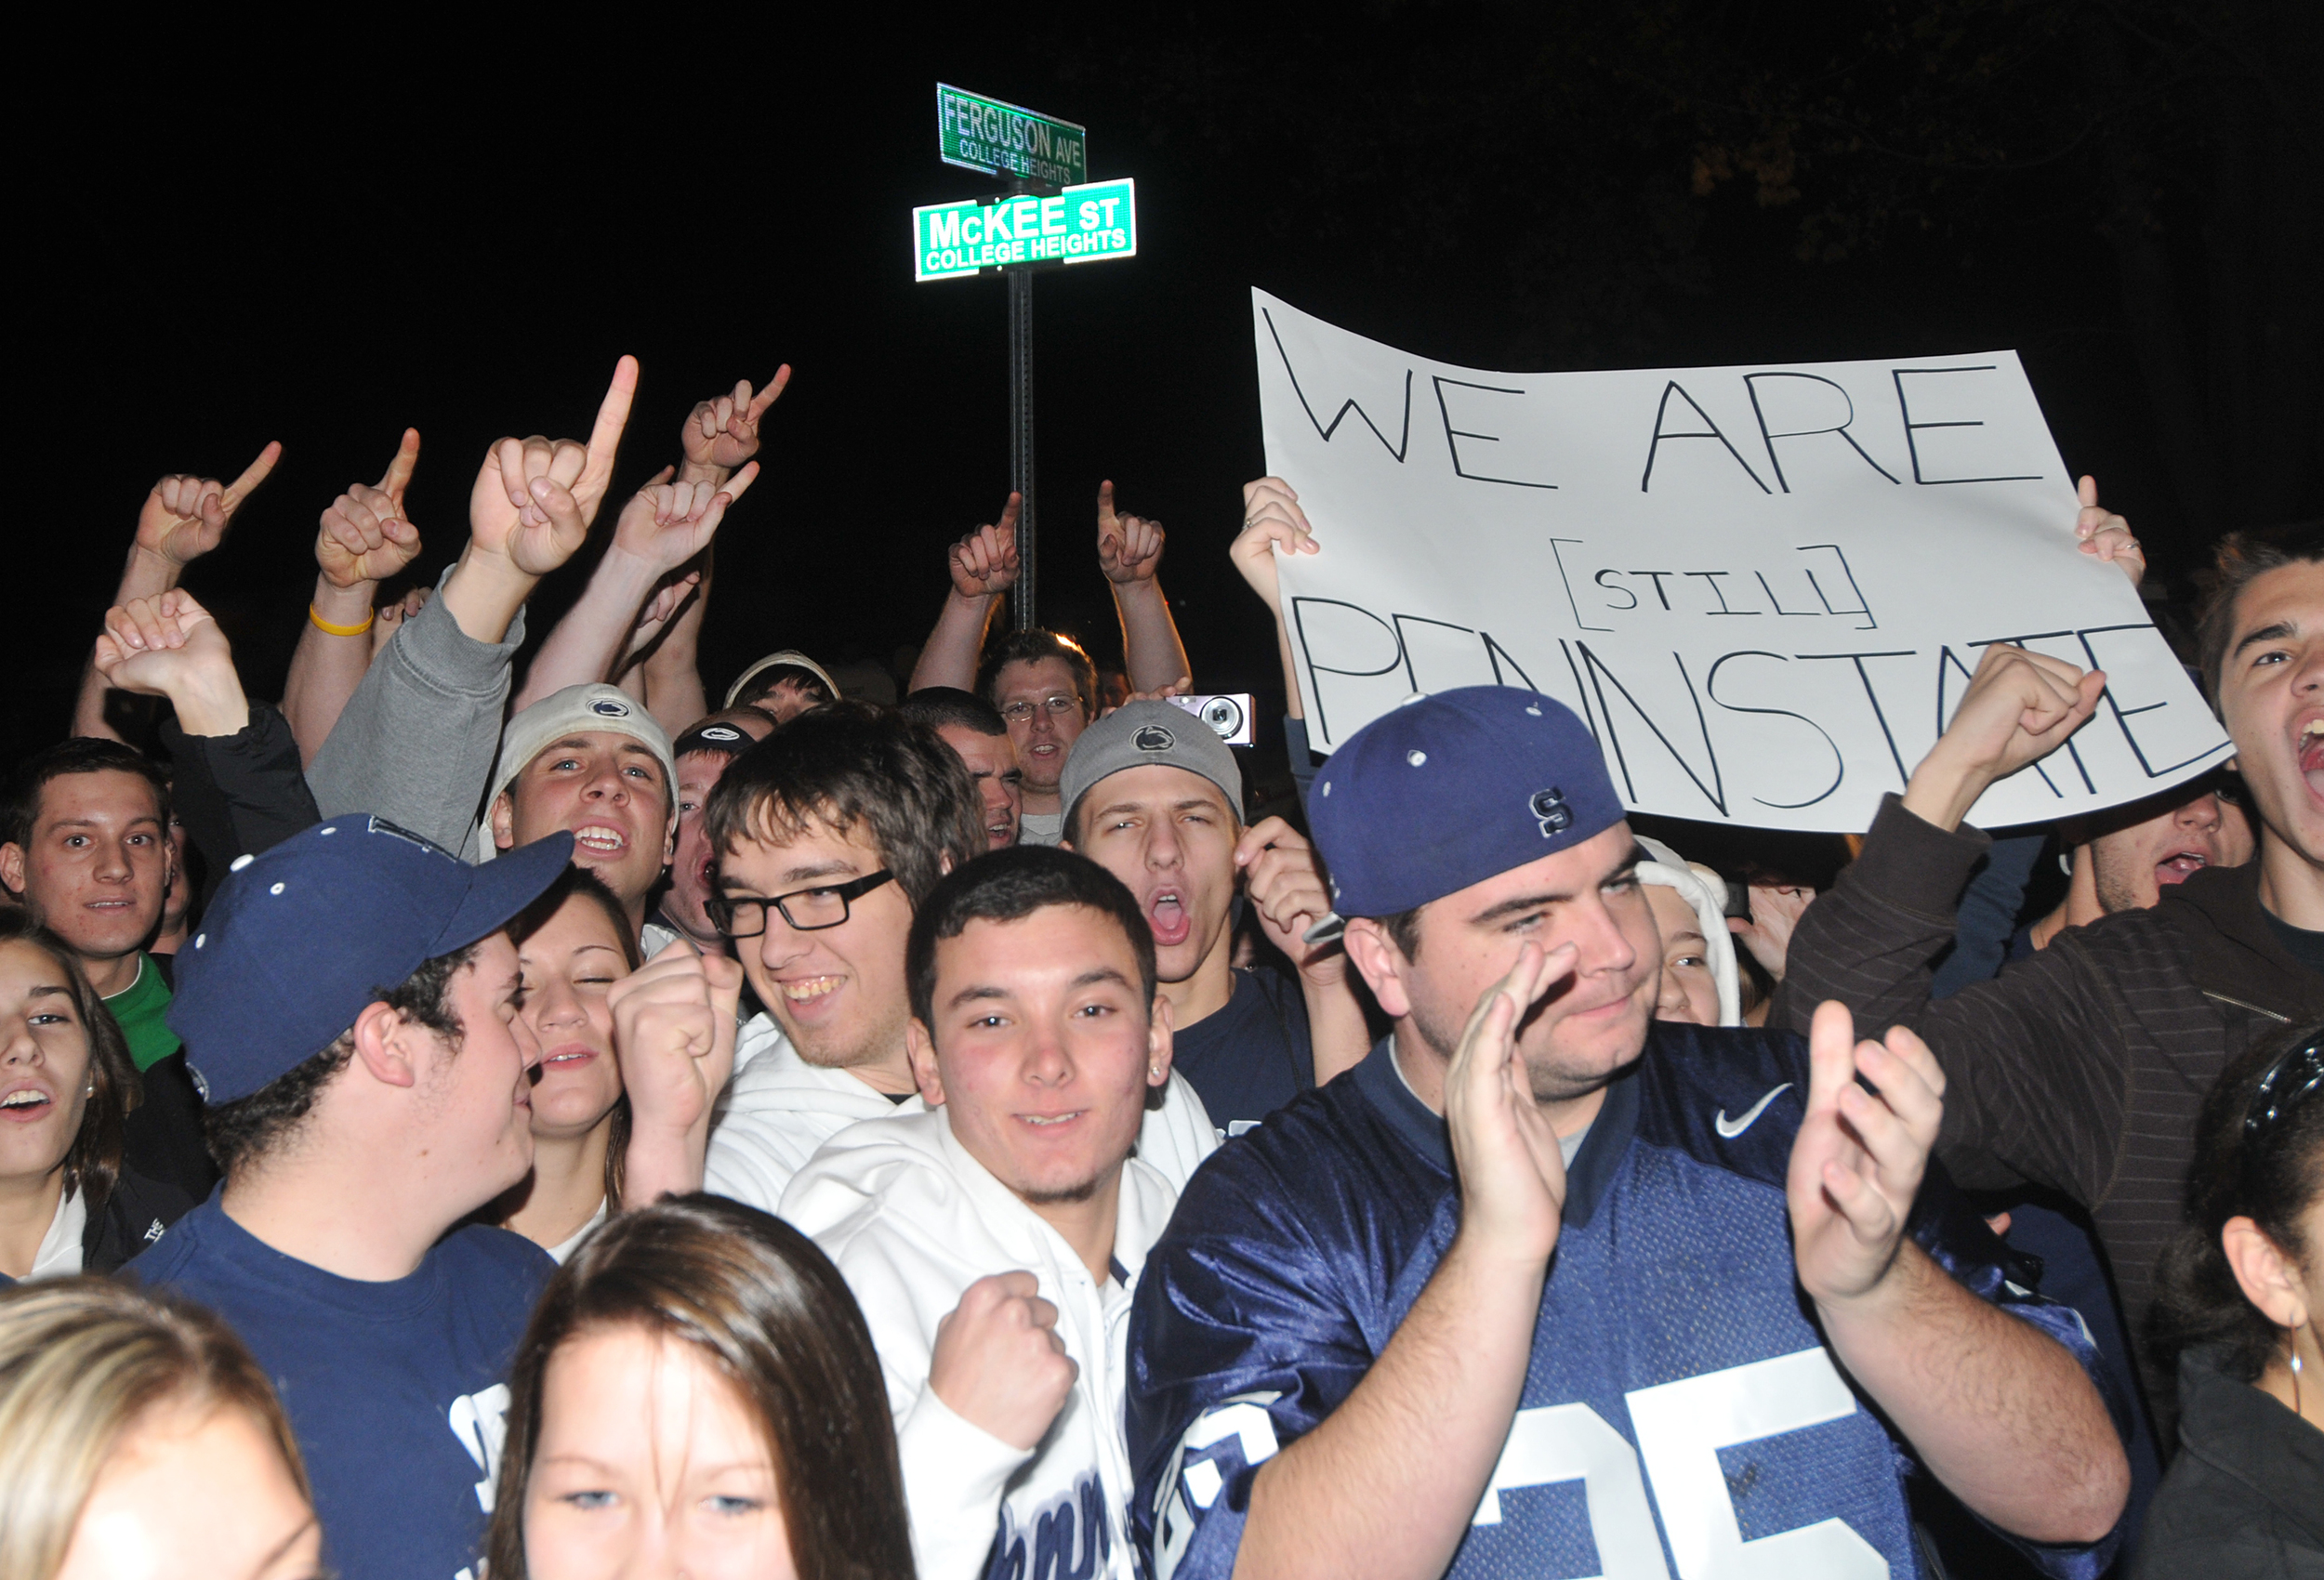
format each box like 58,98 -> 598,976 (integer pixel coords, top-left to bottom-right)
905,1018 -> 945,1107
1342,918 -> 1415,1020
1145,992 -> 1174,1088
2222,1215 -> 2311,1330
490,791 -> 517,853
349,1001 -> 423,1092
0,843 -> 26,899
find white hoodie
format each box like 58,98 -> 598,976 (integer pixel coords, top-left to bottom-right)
704,1014 -> 1220,1212
780,1110 -> 1170,1580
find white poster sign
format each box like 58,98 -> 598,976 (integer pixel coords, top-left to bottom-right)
1256,289 -> 2229,832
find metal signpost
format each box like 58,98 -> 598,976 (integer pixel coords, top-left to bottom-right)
919,87 -> 1136,630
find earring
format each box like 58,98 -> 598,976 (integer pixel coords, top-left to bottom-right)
1149,1066 -> 1162,1081
2293,1329 -> 2306,1417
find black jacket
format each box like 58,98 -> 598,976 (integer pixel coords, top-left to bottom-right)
2131,1345 -> 2324,1577
1772,796 -> 2324,1412
83,1166 -> 196,1273
160,702 -> 321,914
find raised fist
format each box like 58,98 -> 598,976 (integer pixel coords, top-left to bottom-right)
927,1271 -> 1078,1450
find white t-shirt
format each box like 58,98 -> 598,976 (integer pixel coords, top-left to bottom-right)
1018,811 -> 1065,847
24,1185 -> 87,1282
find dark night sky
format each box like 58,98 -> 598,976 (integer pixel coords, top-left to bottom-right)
19,7 -> 2313,766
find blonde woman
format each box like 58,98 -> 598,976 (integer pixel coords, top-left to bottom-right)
0,1276 -> 320,1580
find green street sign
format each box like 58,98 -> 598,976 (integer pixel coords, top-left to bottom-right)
914,178 -> 1137,282
937,85 -> 1088,188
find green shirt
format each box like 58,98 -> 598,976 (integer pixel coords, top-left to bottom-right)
103,954 -> 180,1073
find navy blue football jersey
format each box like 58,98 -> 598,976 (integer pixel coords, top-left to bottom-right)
1128,1025 -> 2125,1580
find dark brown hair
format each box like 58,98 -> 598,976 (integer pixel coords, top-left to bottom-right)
2147,1020 -> 2324,1381
2194,530 -> 2324,705
977,627 -> 1098,716
906,845 -> 1157,1030
202,942 -> 479,1176
510,868 -> 641,1209
0,911 -> 139,1211
703,702 -> 983,910
0,737 -> 171,860
485,1194 -> 914,1580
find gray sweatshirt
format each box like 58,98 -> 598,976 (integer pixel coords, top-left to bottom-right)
304,565 -> 527,860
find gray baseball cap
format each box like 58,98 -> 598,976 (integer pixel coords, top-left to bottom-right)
1060,701 -> 1244,837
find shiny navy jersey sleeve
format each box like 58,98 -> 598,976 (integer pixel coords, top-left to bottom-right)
1128,1028 -> 2127,1580
1128,1062 -> 1451,1580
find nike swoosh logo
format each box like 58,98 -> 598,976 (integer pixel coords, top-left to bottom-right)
1714,1083 -> 1792,1139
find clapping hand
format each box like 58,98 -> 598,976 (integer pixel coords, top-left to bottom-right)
1444,941 -> 1572,1265
318,430 -> 424,588
1788,1001 -> 1945,1307
137,443 -> 283,571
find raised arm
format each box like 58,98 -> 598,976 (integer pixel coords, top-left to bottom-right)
307,358 -> 636,853
1235,943 -> 1570,1580
1098,481 -> 1192,692
73,444 -> 280,740
1788,1002 -> 2127,1545
283,430 -> 425,764
1236,817 -> 1371,1084
512,465 -> 757,710
97,589 -> 320,896
907,494 -> 1021,693
610,939 -> 744,1204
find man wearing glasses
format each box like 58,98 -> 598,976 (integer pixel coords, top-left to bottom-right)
696,704 -> 1216,1211
981,630 -> 1105,847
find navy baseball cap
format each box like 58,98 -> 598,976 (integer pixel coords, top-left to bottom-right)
1307,688 -> 1626,917
167,816 -> 577,1105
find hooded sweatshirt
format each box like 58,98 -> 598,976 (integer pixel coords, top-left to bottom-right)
703,1014 -> 1220,1212
780,1110 -> 1171,1580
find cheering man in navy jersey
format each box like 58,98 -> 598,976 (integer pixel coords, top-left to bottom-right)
1128,688 -> 2132,1580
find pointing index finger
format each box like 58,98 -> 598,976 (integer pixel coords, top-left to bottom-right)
581,354 -> 640,488
746,365 -> 792,422
379,429 -> 421,503
221,441 -> 284,512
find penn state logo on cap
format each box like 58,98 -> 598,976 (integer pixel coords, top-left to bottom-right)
590,697 -> 632,718
1133,724 -> 1176,752
695,724 -> 743,742
1530,787 -> 1571,836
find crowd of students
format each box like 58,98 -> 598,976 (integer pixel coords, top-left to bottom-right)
0,357 -> 2317,1580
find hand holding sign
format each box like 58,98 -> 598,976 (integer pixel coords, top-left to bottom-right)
948,494 -> 1022,599
1902,644 -> 2107,831
1232,476 -> 1321,614
2073,476 -> 2144,586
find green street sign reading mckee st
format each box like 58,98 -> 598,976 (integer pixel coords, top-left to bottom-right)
938,85 -> 1088,188
914,178 -> 1137,282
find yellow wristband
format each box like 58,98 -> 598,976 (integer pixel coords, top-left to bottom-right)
309,605 -> 376,639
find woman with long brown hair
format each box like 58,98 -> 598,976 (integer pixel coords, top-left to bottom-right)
0,911 -> 191,1283
485,1192 -> 915,1580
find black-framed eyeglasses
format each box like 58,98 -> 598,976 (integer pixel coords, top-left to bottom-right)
706,871 -> 894,938
999,694 -> 1085,726
2245,1034 -> 2324,1140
